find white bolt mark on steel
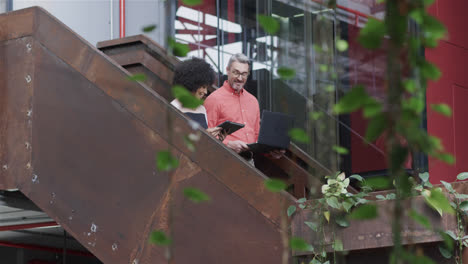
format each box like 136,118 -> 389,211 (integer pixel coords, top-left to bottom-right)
2,165 -> 8,170
26,43 -> 32,52
25,75 -> 31,83
25,142 -> 31,149
91,223 -> 98,233
27,109 -> 32,117
132,259 -> 138,264
112,243 -> 118,251
32,174 -> 38,183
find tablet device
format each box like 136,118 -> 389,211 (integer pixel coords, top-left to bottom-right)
217,121 -> 245,135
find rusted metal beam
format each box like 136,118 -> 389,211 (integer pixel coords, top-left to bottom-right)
291,194 -> 458,255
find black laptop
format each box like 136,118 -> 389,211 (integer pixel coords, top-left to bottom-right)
247,110 -> 294,153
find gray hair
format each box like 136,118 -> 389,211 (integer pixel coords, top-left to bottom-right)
227,53 -> 250,69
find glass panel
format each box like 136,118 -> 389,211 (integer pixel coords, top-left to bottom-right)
173,0 -> 394,178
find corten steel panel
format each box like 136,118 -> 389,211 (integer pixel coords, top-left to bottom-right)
1,7 -> 292,264
0,37 -> 35,190
291,195 -> 457,254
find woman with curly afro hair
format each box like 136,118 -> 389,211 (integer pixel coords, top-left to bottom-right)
171,57 -> 225,140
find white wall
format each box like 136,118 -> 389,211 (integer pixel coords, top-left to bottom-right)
13,0 -> 167,47
0,0 -> 7,13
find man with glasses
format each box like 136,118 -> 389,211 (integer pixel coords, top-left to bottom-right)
205,53 -> 283,161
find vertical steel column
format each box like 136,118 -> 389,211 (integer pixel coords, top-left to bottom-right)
216,0 -> 221,86
119,0 -> 125,38
110,0 -> 114,39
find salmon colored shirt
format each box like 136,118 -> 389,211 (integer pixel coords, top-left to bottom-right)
204,81 -> 260,144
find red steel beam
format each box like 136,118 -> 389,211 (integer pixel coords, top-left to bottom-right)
119,0 -> 125,38
0,241 -> 94,257
0,221 -> 58,231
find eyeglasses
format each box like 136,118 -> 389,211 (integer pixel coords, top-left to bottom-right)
231,70 -> 249,79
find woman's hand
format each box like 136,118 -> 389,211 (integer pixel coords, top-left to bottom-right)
206,127 -> 227,141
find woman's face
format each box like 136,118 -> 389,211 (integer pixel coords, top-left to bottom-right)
194,85 -> 209,99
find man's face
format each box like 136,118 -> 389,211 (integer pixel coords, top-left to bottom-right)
226,61 -> 249,92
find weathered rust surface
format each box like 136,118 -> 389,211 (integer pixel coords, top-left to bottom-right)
97,34 -> 336,198
0,36 -> 35,190
0,7 -> 294,264
291,195 -> 458,255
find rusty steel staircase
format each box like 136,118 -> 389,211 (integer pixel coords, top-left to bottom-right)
0,7 -> 295,264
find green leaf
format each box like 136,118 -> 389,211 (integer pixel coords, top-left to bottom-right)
440,181 -> 455,193
349,204 -> 378,220
289,128 -> 310,143
310,111 -> 324,121
386,193 -> 396,200
332,145 -> 349,155
156,150 -> 179,171
363,176 -> 391,190
457,172 -> 468,181
335,215 -> 350,227
408,209 -> 432,229
421,60 -> 441,81
324,85 -> 335,93
342,201 -> 353,212
171,85 -> 204,109
440,231 -> 455,250
419,172 -> 429,183
431,103 -> 452,117
333,239 -> 344,251
333,85 -> 368,114
423,0 -> 435,7
183,187 -> 211,203
319,64 -> 328,72
455,193 -> 468,199
290,237 -> 313,251
167,38 -> 190,57
403,79 -> 417,93
127,73 -> 147,82
459,201 -> 468,211
142,24 -> 157,33
304,221 -> 318,232
287,205 -> 297,217
423,14 -> 446,47
326,197 -> 340,209
358,18 -> 386,49
375,195 -> 386,200
423,189 -> 455,215
365,114 -> 387,142
297,198 -> 307,203
149,230 -> 172,246
445,230 -> 457,241
438,245 -> 452,259
299,204 -> 306,209
257,15 -> 280,35
409,9 -> 424,24
403,97 -> 425,114
350,174 -> 364,182
182,0 -> 203,6
184,136 -> 196,152
434,152 -> 455,165
323,211 -> 330,222
264,179 -> 287,192
336,39 -> 348,52
277,67 -> 296,80
363,99 -> 382,118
